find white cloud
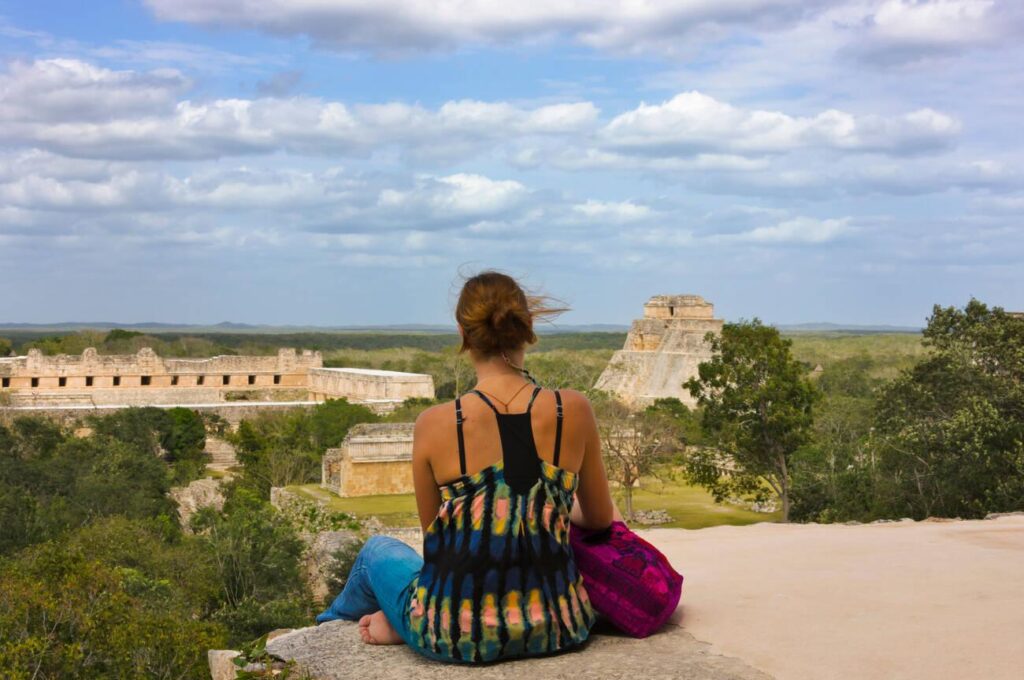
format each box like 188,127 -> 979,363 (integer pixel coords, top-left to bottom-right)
571,199 -> 653,221
0,59 -> 968,176
714,216 -> 852,243
0,58 -> 189,123
601,91 -> 960,155
376,174 -> 529,220
0,60 -> 599,160
850,0 -> 1024,62
144,0 -> 832,55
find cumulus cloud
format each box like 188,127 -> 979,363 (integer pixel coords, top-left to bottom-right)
520,147 -> 772,172
0,60 -> 600,160
601,91 -> 960,155
571,199 -> 654,222
0,151 -> 546,242
713,217 -> 852,244
848,0 -> 1024,63
0,58 -> 965,170
375,174 -> 530,224
144,0 -> 831,55
0,58 -> 189,123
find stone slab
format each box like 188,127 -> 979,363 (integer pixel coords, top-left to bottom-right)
264,620 -> 772,680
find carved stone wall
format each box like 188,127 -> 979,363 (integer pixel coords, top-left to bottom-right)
322,423 -> 414,497
0,347 -> 434,411
308,367 -> 434,404
0,347 -> 320,406
595,295 -> 723,409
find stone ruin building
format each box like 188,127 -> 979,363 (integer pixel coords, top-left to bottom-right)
594,295 -> 723,409
0,347 -> 434,414
0,346 -> 435,498
322,423 -> 415,497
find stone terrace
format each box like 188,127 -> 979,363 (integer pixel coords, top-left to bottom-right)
210,514 -> 1024,680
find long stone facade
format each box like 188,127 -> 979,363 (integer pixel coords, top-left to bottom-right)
308,367 -> 434,404
321,423 -> 414,497
0,347 -> 434,412
594,295 -> 723,409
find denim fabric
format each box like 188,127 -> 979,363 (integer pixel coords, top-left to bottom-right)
315,535 -> 450,662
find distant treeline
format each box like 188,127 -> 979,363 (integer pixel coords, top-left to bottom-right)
0,329 -> 628,357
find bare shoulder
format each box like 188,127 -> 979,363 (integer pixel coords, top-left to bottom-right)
414,401 -> 454,433
551,388 -> 595,420
412,402 -> 453,463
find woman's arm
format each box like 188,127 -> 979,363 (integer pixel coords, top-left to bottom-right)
412,408 -> 443,533
569,392 -> 615,530
571,492 -> 624,525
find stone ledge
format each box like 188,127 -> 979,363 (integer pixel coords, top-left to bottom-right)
209,619 -> 772,680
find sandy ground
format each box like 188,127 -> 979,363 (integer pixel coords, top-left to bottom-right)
643,515 -> 1024,680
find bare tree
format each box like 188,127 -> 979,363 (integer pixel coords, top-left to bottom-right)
593,398 -> 682,519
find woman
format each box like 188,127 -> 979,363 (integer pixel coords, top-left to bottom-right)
316,270 -> 616,663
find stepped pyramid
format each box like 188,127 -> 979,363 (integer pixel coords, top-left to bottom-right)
594,295 -> 723,408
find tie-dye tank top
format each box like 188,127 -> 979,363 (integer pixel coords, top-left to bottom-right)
405,385 -> 596,663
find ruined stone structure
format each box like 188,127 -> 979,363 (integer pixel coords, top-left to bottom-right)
0,347 -> 434,413
322,423 -> 414,497
594,295 -> 723,408
307,367 -> 434,404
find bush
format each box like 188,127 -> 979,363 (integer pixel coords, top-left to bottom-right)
192,487 -> 314,646
0,524 -> 226,679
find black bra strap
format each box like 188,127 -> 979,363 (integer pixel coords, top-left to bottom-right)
455,397 -> 467,475
470,389 -> 500,414
525,385 -> 543,412
553,389 -> 564,466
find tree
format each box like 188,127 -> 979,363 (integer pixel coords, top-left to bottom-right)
0,420 -> 177,554
872,299 -> 1024,519
645,397 -> 704,448
229,399 -> 377,496
308,398 -> 378,450
593,396 -> 683,519
0,519 -> 226,679
383,397 -> 437,422
789,394 -> 877,522
435,345 -> 476,399
191,487 -> 312,645
684,319 -> 817,522
86,406 -> 209,485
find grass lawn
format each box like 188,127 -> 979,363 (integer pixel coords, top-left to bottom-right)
288,476 -> 779,530
621,475 -> 780,529
287,484 -> 421,527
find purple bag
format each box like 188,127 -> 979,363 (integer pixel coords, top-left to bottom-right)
569,520 -> 683,638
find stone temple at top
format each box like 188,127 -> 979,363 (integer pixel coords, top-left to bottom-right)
594,295 -> 723,409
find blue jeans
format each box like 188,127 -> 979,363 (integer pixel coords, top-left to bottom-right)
316,536 -> 449,662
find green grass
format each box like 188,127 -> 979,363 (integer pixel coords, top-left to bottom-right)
287,484 -> 421,527
621,475 -> 781,529
288,476 -> 779,530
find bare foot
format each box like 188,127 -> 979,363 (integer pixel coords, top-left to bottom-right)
357,611 -> 403,645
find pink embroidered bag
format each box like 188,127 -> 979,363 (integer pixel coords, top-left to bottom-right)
569,520 -> 683,638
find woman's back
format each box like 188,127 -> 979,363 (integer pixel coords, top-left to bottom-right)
406,385 -> 597,662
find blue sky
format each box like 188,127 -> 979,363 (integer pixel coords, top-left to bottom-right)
1,1 -> 1022,327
